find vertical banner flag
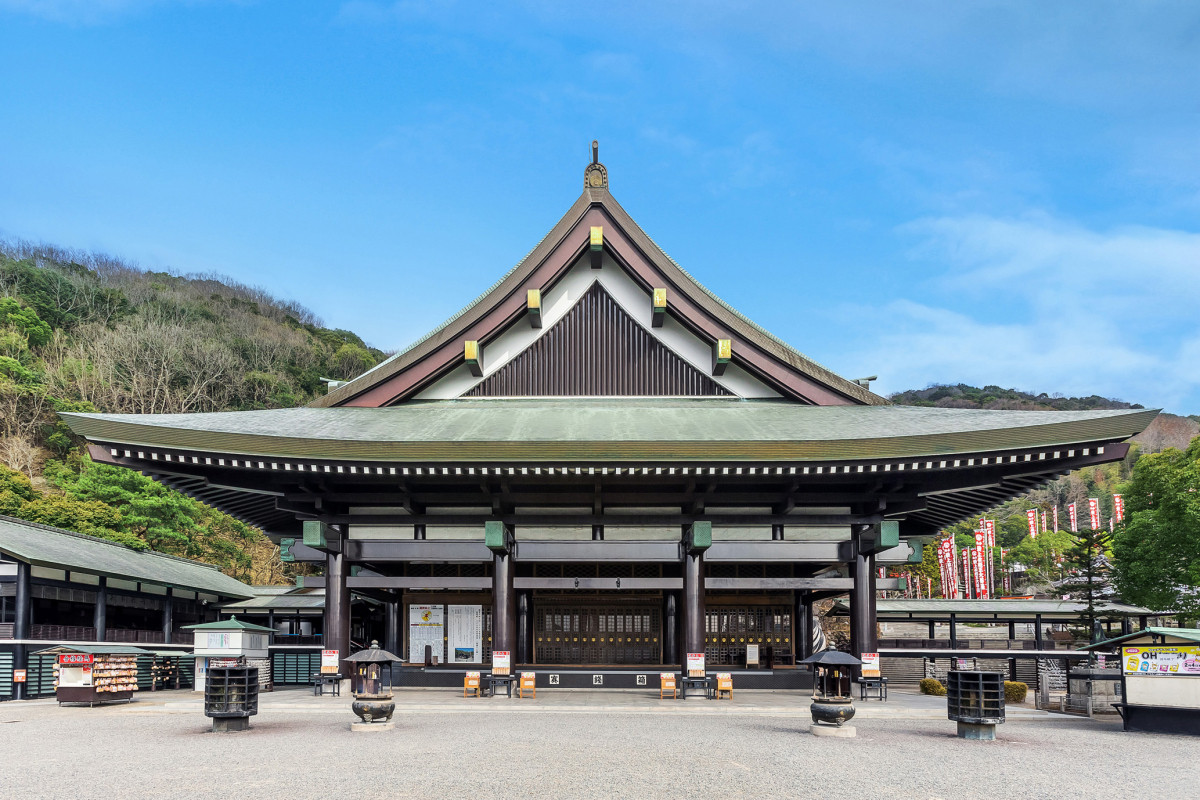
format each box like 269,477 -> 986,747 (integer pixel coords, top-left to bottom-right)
1026,509 -> 1039,539
962,547 -> 972,598
985,523 -> 996,598
1053,505 -> 1060,533
974,547 -> 989,599
1088,498 -> 1101,530
1068,502 -> 1078,532
1113,494 -> 1125,524
1040,509 -> 1047,534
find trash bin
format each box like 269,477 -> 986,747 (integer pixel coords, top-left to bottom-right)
946,670 -> 1004,740
204,666 -> 259,732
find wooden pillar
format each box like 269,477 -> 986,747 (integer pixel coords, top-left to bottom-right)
663,593 -> 678,665
1034,614 -> 1044,650
93,575 -> 107,642
1122,617 -> 1132,636
928,619 -> 937,640
161,587 -> 173,644
267,609 -> 276,635
325,550 -> 350,672
516,592 -> 531,663
682,550 -> 705,659
1008,620 -> 1016,641
492,551 -> 515,654
383,597 -> 399,656
13,561 -> 30,701
949,613 -> 958,649
849,548 -> 877,665
796,594 -> 814,660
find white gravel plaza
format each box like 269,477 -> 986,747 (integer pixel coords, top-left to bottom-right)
1,686 -> 1195,800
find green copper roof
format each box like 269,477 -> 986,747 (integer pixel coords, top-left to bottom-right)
61,401 -> 1157,463
1082,627 -> 1200,650
0,515 -> 254,599
182,616 -> 275,632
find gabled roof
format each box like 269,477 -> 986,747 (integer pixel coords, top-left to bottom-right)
312,160 -> 886,408
0,514 -> 253,599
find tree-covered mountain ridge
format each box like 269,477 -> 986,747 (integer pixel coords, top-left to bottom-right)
889,383 -> 1198,454
0,239 -> 388,583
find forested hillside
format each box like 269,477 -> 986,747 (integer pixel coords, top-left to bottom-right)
0,240 -> 385,583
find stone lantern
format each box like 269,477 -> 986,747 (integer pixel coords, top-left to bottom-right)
344,640 -> 403,732
800,649 -> 862,737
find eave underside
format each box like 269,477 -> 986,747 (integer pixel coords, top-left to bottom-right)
87,439 -> 1131,552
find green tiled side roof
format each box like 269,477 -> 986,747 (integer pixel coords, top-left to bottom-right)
62,401 -> 1158,463
221,589 -> 325,611
0,515 -> 254,599
182,616 -> 275,632
1084,627 -> 1200,650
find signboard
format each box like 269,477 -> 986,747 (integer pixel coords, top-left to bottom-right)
861,653 -> 880,678
686,652 -> 705,677
1123,646 -> 1200,676
320,649 -> 340,675
13,669 -> 26,683
206,632 -> 233,649
745,643 -> 759,666
447,605 -> 484,663
492,650 -> 511,675
408,604 -> 445,663
58,653 -> 94,666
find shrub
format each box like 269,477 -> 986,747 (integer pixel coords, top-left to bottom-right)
1004,681 -> 1028,703
920,678 -> 946,696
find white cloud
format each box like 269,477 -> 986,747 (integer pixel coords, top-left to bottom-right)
840,213 -> 1200,412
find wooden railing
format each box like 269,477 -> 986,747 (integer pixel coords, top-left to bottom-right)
0,624 -> 190,643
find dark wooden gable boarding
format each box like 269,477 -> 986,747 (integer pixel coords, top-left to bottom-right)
465,282 -> 731,397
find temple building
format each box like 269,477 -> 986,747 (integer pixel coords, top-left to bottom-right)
62,145 -> 1156,687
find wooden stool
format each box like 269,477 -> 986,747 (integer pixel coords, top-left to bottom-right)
519,671 -> 536,698
715,672 -> 733,700
464,671 -> 481,697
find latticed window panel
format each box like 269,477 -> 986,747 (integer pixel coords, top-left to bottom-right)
704,606 -> 792,665
534,599 -> 662,664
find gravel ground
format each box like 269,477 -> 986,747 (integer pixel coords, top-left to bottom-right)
0,699 -> 1195,800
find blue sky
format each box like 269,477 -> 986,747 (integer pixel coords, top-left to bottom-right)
2,1 -> 1199,413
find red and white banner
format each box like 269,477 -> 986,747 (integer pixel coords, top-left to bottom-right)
974,547 -> 990,599
962,547 -> 972,598
1052,505 -> 1059,532
983,518 -> 996,544
1040,508 -> 1048,534
1068,502 -> 1078,532
1088,497 -> 1101,530
1113,494 -> 1125,524
1026,509 -> 1039,539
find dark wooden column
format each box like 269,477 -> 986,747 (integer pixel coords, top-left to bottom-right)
1034,614 -> 1044,649
161,587 -> 174,644
681,522 -> 711,660
516,592 -> 531,663
487,521 -> 515,655
1008,620 -> 1016,641
949,612 -> 958,648
663,593 -> 678,665
795,593 -> 814,660
928,619 -> 937,639
13,560 -> 30,700
1121,617 -> 1132,636
93,575 -> 107,642
325,550 -> 351,672
848,549 -> 877,669
384,596 -> 399,656
267,609 -> 276,636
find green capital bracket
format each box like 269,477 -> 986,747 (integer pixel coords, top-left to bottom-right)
685,521 -> 712,553
279,537 -> 296,563
302,520 -> 329,548
485,520 -> 514,554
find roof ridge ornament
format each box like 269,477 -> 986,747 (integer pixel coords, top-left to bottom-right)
584,139 -> 608,190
